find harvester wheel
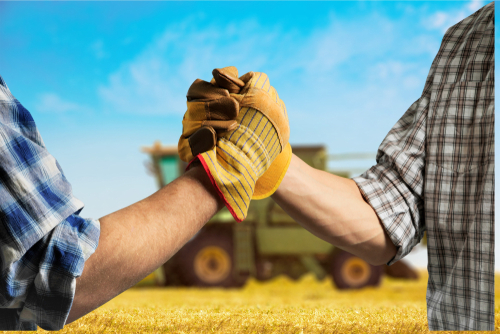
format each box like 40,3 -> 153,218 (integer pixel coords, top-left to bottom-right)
176,229 -> 241,287
330,250 -> 384,289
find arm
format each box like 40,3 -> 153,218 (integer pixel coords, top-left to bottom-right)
271,154 -> 397,266
67,66 -> 289,325
66,165 -> 224,324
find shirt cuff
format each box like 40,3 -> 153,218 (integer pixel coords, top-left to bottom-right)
352,163 -> 423,266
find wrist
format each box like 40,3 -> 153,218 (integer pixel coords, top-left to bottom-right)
184,165 -> 225,212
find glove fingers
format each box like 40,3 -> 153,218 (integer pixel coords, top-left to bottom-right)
187,79 -> 230,101
188,126 -> 217,157
212,67 -> 245,93
214,66 -> 240,80
206,96 -> 239,120
187,78 -> 240,120
238,72 -> 255,85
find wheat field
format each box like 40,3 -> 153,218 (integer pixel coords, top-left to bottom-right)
6,270 -> 500,333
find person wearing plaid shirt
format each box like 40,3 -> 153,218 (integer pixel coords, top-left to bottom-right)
273,2 -> 494,331
0,72 -> 230,329
0,76 -> 101,330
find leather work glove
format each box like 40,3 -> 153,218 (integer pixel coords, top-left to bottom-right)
178,66 -> 292,222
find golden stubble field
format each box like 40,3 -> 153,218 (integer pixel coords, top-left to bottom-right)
8,270 -> 500,333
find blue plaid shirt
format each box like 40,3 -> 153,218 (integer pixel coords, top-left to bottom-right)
0,76 -> 100,330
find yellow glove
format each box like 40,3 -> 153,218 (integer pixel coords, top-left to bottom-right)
178,66 -> 291,221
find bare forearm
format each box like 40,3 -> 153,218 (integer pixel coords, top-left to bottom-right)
272,154 -> 396,265
66,166 -> 224,324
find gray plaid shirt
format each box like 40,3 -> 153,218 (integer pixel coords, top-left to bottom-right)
353,2 -> 494,331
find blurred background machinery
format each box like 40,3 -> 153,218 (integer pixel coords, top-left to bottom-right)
142,142 -> 421,289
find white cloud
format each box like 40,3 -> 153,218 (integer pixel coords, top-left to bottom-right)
35,93 -> 90,114
468,0 -> 485,11
297,15 -> 395,74
98,56 -> 182,115
423,0 -> 485,33
96,12 -> 415,118
97,19 -> 283,116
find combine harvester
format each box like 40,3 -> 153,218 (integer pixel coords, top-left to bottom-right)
142,142 -> 421,289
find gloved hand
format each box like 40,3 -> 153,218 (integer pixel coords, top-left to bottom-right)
178,66 -> 291,221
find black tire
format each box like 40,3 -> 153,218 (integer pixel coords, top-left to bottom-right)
175,228 -> 243,287
330,250 -> 384,289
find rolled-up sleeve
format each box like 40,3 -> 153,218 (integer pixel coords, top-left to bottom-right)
352,93 -> 429,266
0,76 -> 100,330
9,214 -> 100,331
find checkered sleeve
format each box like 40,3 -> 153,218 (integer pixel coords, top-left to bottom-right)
352,63 -> 435,266
0,76 -> 100,330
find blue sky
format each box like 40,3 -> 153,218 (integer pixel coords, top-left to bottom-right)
0,1 -> 497,270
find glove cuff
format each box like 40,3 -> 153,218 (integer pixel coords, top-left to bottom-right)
198,136 -> 262,222
197,149 -> 253,223
252,143 -> 292,199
